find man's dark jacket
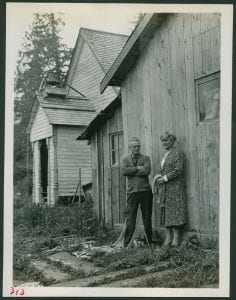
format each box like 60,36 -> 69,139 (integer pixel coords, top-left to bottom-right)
121,154 -> 152,193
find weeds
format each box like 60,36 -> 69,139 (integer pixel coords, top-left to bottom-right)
14,201 -> 100,238
90,246 -> 172,270
13,200 -> 111,282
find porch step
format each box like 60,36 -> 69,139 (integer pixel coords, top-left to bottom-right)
48,252 -> 102,276
30,260 -> 71,285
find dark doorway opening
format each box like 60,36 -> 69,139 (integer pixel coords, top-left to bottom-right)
40,139 -> 48,202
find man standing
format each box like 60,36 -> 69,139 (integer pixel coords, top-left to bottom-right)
121,137 -> 153,247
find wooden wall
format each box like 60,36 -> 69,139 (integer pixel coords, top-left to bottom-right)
121,13 -> 220,234
56,126 -> 92,196
68,40 -> 118,112
91,104 -> 126,225
30,105 -> 52,142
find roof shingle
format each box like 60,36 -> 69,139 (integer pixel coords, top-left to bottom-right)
81,28 -> 128,73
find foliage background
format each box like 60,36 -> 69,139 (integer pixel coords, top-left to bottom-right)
14,13 -> 72,199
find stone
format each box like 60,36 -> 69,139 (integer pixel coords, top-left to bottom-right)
30,260 -> 71,283
49,263 -> 171,287
48,252 -> 101,275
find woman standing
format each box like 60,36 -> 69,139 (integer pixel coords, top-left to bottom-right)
153,132 -> 186,247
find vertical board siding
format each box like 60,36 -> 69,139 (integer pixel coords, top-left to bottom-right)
57,126 -> 92,196
183,14 -> 200,229
91,103 -> 126,225
121,13 -> 220,233
91,134 -> 99,218
30,105 -> 53,142
68,41 -> 118,112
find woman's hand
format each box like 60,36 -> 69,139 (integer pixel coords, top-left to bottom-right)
153,174 -> 162,181
157,177 -> 165,185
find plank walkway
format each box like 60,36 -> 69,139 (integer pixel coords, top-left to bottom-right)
14,250 -> 219,288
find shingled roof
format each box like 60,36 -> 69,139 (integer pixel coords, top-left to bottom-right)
40,96 -> 96,127
26,87 -> 96,133
80,28 -> 128,73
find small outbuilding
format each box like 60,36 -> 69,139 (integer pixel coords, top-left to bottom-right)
26,83 -> 96,205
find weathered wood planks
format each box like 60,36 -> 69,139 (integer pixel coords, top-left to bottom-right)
120,13 -> 220,234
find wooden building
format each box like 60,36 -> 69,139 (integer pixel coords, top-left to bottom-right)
71,28 -> 129,226
26,84 -> 96,205
78,96 -> 126,226
68,28 -> 128,223
97,13 -> 220,240
65,27 -> 127,112
27,28 -> 127,205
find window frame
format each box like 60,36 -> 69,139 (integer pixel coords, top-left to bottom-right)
109,131 -> 123,167
195,72 -> 220,124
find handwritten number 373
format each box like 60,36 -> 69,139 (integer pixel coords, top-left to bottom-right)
10,287 -> 25,296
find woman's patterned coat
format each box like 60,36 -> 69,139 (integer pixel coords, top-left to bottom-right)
159,146 -> 186,227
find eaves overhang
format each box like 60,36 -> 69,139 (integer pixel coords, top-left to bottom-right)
100,13 -> 167,93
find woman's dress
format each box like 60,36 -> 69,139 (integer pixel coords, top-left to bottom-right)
160,147 -> 186,227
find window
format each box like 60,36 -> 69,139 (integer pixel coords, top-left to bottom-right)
196,73 -> 220,122
110,132 -> 123,166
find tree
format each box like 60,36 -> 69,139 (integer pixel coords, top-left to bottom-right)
14,13 -> 72,196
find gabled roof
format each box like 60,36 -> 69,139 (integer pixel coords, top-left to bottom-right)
26,87 -> 96,133
66,27 -> 128,86
100,13 -> 167,93
81,28 -> 128,73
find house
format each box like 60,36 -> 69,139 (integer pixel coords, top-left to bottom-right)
27,28 -> 128,205
65,27 -> 128,112
26,83 -> 96,205
86,13 -> 221,241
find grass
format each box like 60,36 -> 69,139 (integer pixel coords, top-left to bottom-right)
13,199 -> 114,283
13,199 -> 219,288
86,240 -> 219,287
135,257 -> 219,288
14,200 -> 100,238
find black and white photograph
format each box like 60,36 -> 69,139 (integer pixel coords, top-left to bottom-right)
3,3 -> 233,298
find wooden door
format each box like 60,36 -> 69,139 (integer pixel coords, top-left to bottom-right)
196,72 -> 220,234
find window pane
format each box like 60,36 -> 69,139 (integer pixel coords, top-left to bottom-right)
111,150 -> 116,165
198,77 -> 220,122
118,133 -> 124,162
110,134 -> 118,166
111,135 -> 115,151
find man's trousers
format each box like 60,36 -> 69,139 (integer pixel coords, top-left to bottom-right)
124,190 -> 153,247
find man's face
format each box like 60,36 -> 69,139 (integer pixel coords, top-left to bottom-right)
129,141 -> 141,156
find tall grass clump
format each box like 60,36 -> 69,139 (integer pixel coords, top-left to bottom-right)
14,200 -> 100,238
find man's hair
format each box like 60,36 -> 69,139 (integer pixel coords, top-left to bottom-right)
129,137 -> 140,145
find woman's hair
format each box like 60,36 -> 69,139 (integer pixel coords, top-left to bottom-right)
160,131 -> 176,142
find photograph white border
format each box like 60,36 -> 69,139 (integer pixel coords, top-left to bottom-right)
4,3 -> 233,297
